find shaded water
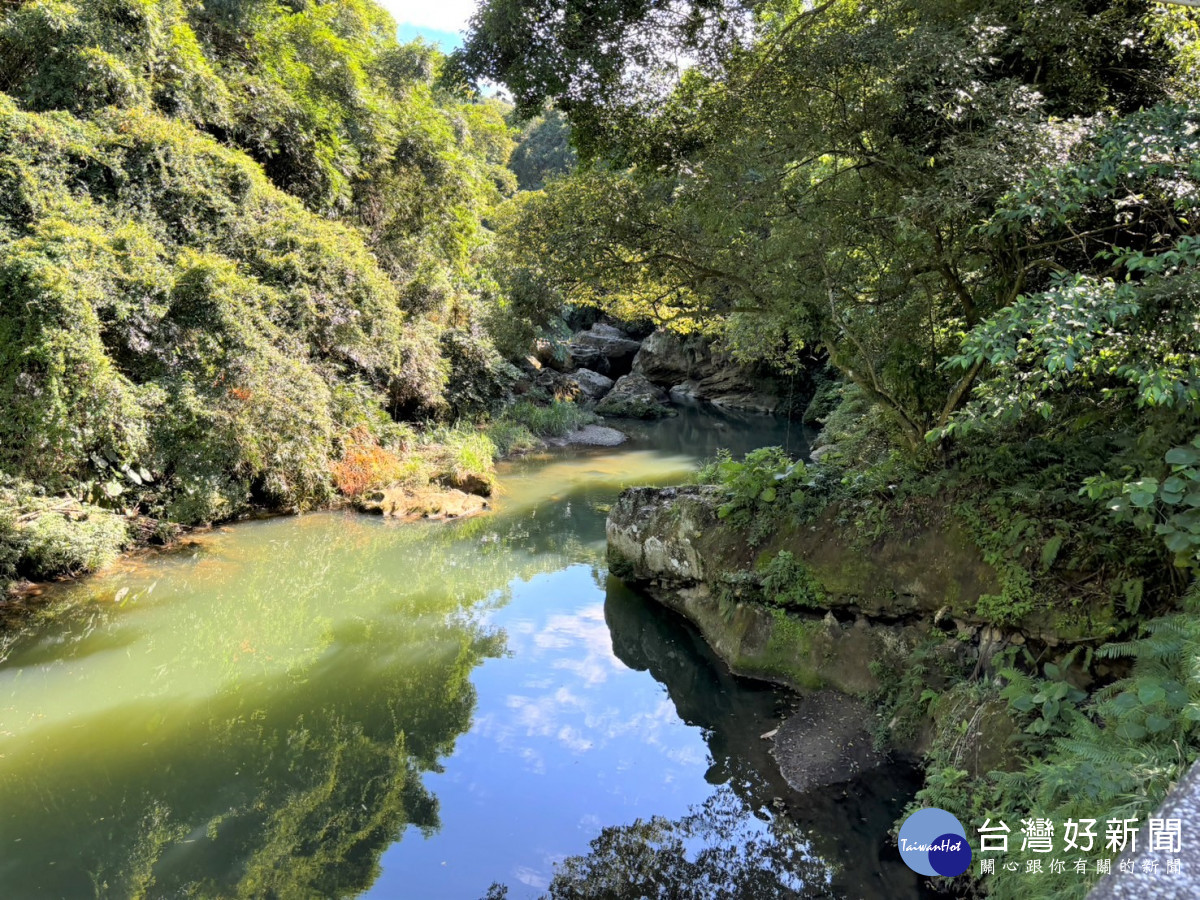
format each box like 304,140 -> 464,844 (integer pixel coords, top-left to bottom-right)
0,405 -> 929,898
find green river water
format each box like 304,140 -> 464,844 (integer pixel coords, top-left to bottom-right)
0,405 -> 930,899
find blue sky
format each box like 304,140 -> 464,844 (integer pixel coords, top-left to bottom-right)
381,1 -> 478,50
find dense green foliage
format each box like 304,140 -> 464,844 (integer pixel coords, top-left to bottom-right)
508,109 -> 576,191
476,0 -> 1194,442
1,0 -> 1199,892
694,446 -> 807,542
0,0 -> 547,582
467,0 -> 1200,895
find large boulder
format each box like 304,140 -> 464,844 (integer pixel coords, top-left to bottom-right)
595,373 -> 674,419
770,691 -> 887,792
631,329 -> 707,383
568,324 -> 642,376
355,486 -> 490,520
545,425 -> 628,448
633,330 -> 785,412
532,368 -> 582,402
533,337 -> 572,372
567,368 -> 615,402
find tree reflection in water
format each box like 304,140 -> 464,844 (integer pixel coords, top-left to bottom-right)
545,785 -> 825,899
483,578 -> 929,900
0,513 -> 514,898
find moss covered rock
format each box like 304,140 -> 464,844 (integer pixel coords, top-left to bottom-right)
596,373 -> 674,419
607,485 -> 1003,624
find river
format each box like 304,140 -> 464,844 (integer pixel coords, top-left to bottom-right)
0,404 -> 930,899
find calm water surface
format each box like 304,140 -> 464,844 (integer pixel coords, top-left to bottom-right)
0,406 -> 928,898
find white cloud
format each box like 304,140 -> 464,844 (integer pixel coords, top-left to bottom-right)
378,0 -> 478,35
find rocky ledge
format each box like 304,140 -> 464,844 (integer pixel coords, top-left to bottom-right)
605,482 -> 1114,693
605,483 -> 1027,768
607,485 -> 1000,621
355,486 -> 490,520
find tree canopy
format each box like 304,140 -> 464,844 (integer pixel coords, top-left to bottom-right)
471,0 -> 1199,454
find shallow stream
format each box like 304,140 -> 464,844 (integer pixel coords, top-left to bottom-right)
0,405 -> 930,898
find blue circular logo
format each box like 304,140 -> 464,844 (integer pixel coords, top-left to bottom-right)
898,808 -> 971,877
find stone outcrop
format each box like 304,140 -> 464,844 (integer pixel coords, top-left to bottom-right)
607,485 -> 1000,623
355,486 -> 490,520
532,337 -> 571,372
568,324 -> 642,376
566,368 -> 614,402
544,425 -> 628,448
633,330 -> 785,412
595,373 -> 675,419
603,487 -> 931,694
601,483 -> 1107,702
531,367 -> 582,403
605,483 -> 1026,779
438,471 -> 493,497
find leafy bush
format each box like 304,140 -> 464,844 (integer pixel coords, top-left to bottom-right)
442,430 -> 497,488
757,551 -> 825,610
440,328 -> 522,419
0,0 -> 521,535
695,447 -> 806,542
487,422 -> 539,456
0,97 -> 449,524
17,506 -> 129,580
0,478 -> 128,581
0,505 -> 19,585
331,428 -> 419,498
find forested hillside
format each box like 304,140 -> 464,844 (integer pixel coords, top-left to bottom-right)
0,0 -> 550,584
4,0 -> 1200,892
464,0 -> 1200,896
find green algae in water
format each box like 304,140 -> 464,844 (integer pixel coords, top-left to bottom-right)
0,408 -> 928,899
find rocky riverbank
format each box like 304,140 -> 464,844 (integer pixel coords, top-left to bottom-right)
604,482 -> 1030,778
526,323 -> 799,418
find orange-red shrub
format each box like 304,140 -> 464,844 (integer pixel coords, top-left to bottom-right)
331,428 -> 408,497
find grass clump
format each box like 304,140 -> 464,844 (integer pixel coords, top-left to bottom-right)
487,400 -> 597,455
506,400 -> 597,437
431,429 -> 498,495
488,422 -> 540,456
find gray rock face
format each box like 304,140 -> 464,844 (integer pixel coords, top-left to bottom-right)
607,484 -> 1004,627
633,330 -> 783,412
567,368 -> 614,402
545,425 -> 628,448
568,324 -> 642,376
532,337 -> 571,372
606,485 -> 718,586
532,368 -> 582,402
605,486 -> 926,697
595,373 -> 674,419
